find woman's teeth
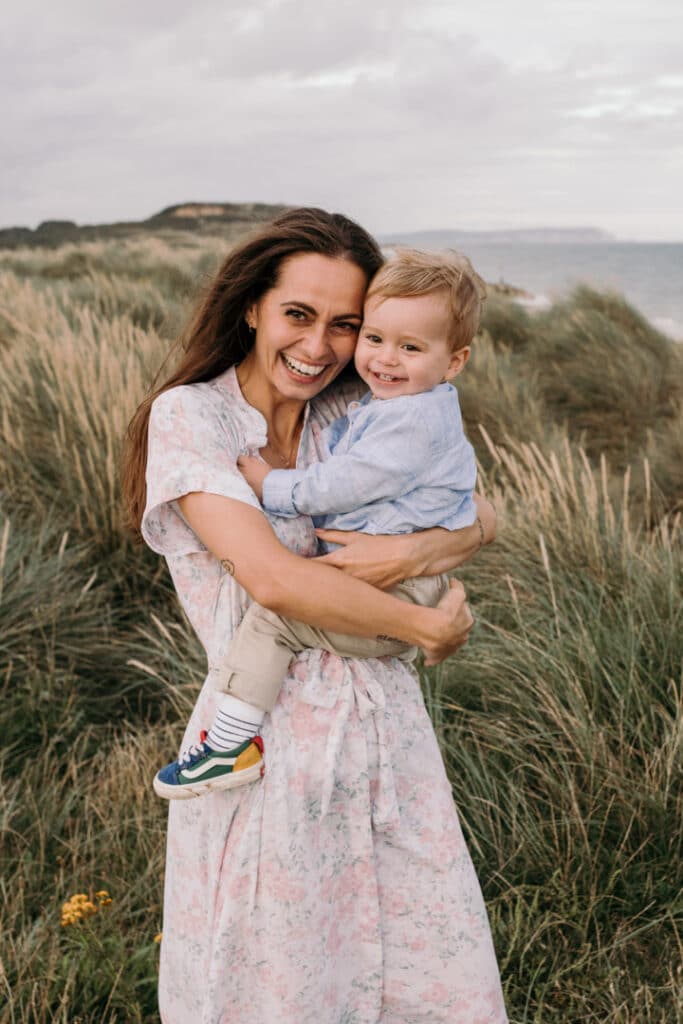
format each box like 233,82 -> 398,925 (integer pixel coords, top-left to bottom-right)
282,353 -> 326,378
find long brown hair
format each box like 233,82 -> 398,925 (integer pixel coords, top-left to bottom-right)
122,207 -> 383,537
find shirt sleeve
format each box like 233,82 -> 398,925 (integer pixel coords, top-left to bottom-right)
262,404 -> 430,518
141,384 -> 261,556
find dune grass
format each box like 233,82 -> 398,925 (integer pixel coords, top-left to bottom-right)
0,236 -> 681,1022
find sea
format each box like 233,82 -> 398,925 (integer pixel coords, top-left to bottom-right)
387,241 -> 683,341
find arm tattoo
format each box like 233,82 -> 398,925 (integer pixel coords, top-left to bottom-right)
220,558 -> 236,577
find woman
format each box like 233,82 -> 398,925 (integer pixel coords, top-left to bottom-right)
123,208 -> 507,1022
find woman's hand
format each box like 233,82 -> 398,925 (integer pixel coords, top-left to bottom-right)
315,530 -> 415,590
237,455 -> 271,501
315,495 -> 497,589
422,579 -> 474,666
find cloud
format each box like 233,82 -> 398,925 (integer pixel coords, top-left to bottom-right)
2,0 -> 682,238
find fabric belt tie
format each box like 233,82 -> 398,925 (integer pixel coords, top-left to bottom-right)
301,658 -> 401,833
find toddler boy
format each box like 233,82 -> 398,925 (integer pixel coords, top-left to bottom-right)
154,248 -> 485,799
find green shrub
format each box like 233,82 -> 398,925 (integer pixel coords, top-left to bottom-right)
480,293 -> 537,352
525,286 -> 682,467
458,332 -> 564,469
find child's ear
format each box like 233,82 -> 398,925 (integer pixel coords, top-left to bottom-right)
446,346 -> 470,379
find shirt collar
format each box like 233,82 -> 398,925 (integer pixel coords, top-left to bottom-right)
352,381 -> 452,411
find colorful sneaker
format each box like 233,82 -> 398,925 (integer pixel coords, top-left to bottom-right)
153,731 -> 265,800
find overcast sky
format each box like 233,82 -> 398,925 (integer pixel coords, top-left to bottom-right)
3,0 -> 682,239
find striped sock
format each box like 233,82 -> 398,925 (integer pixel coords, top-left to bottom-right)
206,694 -> 264,752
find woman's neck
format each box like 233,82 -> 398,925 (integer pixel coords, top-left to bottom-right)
236,357 -> 305,452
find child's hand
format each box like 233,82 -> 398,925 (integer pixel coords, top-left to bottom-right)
237,455 -> 271,502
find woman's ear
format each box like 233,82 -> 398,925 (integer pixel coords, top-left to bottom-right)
446,346 -> 470,379
245,303 -> 257,331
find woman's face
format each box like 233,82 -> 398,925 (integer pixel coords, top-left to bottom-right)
246,252 -> 367,401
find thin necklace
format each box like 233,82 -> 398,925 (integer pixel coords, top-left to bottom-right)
266,421 -> 302,469
236,367 -> 303,469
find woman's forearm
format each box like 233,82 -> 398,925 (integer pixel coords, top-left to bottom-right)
178,492 -> 454,652
407,494 -> 496,577
314,494 -> 497,590
264,541 -> 443,649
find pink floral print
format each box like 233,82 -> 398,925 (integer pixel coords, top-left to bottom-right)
142,367 -> 507,1023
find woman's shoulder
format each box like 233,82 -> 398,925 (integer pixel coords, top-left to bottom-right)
150,372 -> 265,448
151,376 -> 235,420
150,383 -> 230,446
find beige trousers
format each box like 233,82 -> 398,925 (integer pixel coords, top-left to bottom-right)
214,574 -> 450,712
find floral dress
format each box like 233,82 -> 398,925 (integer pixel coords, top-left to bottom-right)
142,366 -> 508,1024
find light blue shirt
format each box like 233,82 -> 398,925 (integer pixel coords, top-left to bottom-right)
262,383 -> 477,547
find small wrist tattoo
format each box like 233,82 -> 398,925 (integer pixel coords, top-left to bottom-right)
377,633 -> 401,643
220,558 -> 236,576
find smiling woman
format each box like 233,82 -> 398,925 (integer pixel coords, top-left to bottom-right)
122,207 -> 506,1023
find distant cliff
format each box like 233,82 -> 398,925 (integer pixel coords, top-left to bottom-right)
0,205 -> 617,251
0,202 -> 289,249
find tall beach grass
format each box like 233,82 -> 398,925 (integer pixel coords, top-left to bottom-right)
0,236 -> 681,1022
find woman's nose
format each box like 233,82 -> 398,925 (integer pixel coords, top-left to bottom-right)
300,323 -> 332,359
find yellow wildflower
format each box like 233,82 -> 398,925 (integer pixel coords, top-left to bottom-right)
60,891 -> 102,925
154,932 -> 163,943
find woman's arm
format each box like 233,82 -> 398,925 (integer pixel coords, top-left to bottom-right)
315,492 -> 497,589
178,492 -> 473,665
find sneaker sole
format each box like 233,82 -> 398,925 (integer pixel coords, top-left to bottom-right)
153,761 -> 265,801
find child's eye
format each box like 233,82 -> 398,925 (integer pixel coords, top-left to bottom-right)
365,333 -> 382,344
402,344 -> 420,352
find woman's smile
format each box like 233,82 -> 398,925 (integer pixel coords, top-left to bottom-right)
280,352 -> 330,381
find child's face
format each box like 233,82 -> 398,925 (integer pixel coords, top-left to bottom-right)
354,291 -> 469,399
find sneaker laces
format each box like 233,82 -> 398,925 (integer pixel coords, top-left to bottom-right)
177,739 -> 208,767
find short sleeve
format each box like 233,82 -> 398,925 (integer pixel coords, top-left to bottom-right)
141,384 -> 261,556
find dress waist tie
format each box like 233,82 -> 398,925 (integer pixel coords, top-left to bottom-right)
302,658 -> 402,833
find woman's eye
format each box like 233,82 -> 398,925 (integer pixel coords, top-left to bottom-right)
285,309 -> 307,321
333,321 -> 359,333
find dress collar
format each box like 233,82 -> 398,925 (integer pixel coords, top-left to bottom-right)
212,364 -> 313,446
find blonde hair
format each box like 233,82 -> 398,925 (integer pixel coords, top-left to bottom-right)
366,247 -> 486,350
